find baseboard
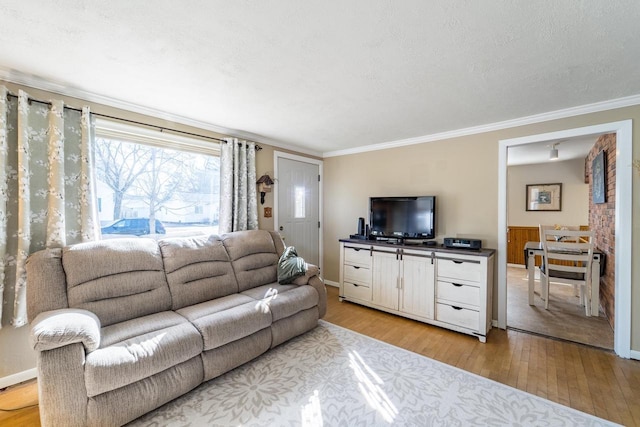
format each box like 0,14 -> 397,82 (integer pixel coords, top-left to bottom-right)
629,350 -> 640,360
324,280 -> 339,288
0,368 -> 37,389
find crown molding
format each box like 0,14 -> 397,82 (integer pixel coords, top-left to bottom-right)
322,93 -> 640,157
3,67 -> 638,160
0,67 -> 323,158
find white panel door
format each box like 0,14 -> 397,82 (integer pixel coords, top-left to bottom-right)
372,251 -> 400,310
401,254 -> 435,319
277,157 -> 320,266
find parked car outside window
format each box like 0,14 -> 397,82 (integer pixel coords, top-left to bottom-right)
100,218 -> 166,236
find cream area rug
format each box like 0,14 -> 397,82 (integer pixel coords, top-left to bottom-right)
128,320 -> 617,427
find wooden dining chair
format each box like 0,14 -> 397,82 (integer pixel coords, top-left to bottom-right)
539,224 -> 581,242
538,224 -> 586,296
539,228 -> 595,316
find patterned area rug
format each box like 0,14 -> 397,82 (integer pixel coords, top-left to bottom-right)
128,320 -> 616,426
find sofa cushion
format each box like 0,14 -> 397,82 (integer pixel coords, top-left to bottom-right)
177,294 -> 272,351
222,230 -> 279,292
85,311 -> 202,397
241,283 -> 319,322
63,239 -> 171,327
159,235 -> 239,309
26,248 -> 68,321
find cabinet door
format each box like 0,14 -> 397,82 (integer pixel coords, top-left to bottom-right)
401,254 -> 435,319
372,251 -> 400,310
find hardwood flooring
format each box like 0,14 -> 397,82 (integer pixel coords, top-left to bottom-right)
0,380 -> 39,426
2,285 -> 639,426
507,265 -> 614,349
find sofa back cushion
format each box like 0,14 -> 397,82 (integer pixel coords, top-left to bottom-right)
159,235 -> 239,309
26,248 -> 68,321
222,230 -> 280,292
63,239 -> 171,327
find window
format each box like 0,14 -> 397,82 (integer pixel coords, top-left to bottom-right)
294,186 -> 306,218
94,119 -> 220,239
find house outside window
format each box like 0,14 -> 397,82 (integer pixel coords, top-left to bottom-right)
94,119 -> 220,239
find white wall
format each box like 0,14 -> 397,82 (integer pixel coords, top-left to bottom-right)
507,158 -> 589,227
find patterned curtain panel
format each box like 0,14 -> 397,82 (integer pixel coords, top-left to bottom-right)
219,138 -> 258,233
0,86 -> 98,328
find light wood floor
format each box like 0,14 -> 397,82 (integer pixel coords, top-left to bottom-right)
507,265 -> 614,349
2,285 -> 639,426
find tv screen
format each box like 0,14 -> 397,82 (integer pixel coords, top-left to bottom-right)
369,196 -> 436,240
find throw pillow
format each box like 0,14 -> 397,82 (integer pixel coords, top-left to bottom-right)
278,246 -> 307,284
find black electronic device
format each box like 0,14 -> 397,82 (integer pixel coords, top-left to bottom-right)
369,196 -> 436,241
357,217 -> 365,235
443,237 -> 482,250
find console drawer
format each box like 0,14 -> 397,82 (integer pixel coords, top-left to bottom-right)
436,303 -> 478,331
343,282 -> 372,301
436,280 -> 479,308
437,258 -> 482,283
344,264 -> 371,285
344,246 -> 371,268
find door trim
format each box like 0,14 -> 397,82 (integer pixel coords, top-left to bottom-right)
498,120 -> 632,358
274,151 -> 324,274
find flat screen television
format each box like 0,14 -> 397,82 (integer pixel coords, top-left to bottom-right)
369,196 -> 436,240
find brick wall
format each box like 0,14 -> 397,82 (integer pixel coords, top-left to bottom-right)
585,133 -> 616,328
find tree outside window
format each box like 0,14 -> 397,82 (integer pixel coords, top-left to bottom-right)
94,137 -> 220,238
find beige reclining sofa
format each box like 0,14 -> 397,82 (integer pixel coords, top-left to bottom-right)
26,229 -> 326,426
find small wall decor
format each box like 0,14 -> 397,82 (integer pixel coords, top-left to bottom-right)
592,150 -> 606,204
526,183 -> 562,211
256,174 -> 274,205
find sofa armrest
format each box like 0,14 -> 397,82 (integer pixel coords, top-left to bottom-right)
292,264 -> 327,318
291,263 -> 320,286
30,308 -> 101,352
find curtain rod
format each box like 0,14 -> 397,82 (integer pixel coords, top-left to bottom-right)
5,92 -> 262,150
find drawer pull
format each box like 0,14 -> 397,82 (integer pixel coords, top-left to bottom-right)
452,283 -> 463,287
452,306 -> 463,310
353,266 -> 361,269
452,260 -> 464,264
353,284 -> 359,287
354,248 -> 361,251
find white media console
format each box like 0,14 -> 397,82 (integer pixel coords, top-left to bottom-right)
339,239 -> 495,342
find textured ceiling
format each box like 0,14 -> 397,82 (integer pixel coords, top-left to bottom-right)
1,1 -> 639,156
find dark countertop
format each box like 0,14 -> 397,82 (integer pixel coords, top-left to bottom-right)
339,238 -> 495,258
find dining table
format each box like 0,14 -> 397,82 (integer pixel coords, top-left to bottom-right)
524,241 -> 604,316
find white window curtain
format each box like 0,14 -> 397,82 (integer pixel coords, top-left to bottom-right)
219,138 -> 258,233
0,86 -> 99,328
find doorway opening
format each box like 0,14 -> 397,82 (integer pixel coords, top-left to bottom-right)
504,136 -> 614,349
497,120 -> 633,358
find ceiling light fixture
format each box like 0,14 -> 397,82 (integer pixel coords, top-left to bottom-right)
549,143 -> 559,160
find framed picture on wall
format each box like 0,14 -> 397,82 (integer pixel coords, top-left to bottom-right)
592,150 -> 606,204
526,183 -> 562,211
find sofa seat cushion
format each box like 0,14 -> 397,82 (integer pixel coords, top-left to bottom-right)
241,283 -> 319,322
85,311 -> 202,397
176,294 -> 272,351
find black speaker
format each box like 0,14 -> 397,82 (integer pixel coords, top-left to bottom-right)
357,217 -> 365,236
